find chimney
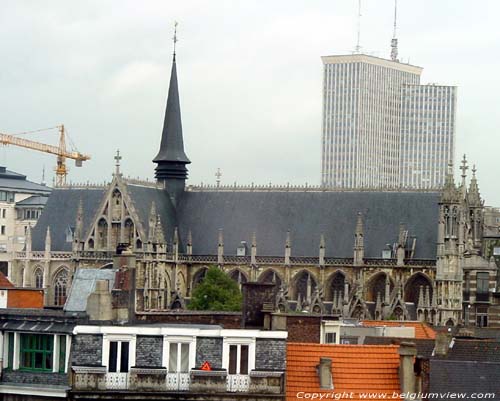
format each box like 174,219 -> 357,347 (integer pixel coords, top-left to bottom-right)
434,333 -> 452,357
86,280 -> 113,321
398,342 -> 417,396
317,357 -> 333,389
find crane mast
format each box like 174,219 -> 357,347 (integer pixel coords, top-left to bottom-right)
0,125 -> 90,186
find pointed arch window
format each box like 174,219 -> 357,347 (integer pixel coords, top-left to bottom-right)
54,269 -> 69,306
34,267 -> 43,289
97,218 -> 108,249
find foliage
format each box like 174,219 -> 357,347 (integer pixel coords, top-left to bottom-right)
188,267 -> 242,311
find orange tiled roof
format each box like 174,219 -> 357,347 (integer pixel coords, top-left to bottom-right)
0,272 -> 14,289
361,320 -> 436,340
286,343 -> 400,401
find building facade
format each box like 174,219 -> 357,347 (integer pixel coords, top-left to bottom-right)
0,308 -> 286,401
321,54 -> 456,190
0,167 -> 50,277
400,84 -> 456,189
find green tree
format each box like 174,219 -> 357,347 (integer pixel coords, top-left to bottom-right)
188,267 -> 242,311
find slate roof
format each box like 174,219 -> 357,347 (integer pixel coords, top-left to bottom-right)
286,343 -> 400,401
437,339 -> 500,362
429,360 -> 500,396
153,58 -> 190,164
126,184 -> 178,243
32,188 -> 106,251
64,268 -> 117,312
363,336 -> 435,358
361,320 -> 436,339
177,190 -> 440,258
0,166 -> 51,194
15,195 -> 48,207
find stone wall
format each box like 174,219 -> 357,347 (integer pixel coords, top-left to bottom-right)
72,334 -> 103,366
135,311 -> 242,328
195,337 -> 223,369
2,370 -> 68,386
255,339 -> 286,371
286,315 -> 321,343
135,336 -> 163,367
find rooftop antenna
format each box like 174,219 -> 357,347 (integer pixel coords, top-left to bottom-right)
390,0 -> 399,61
173,21 -> 178,60
355,0 -> 362,53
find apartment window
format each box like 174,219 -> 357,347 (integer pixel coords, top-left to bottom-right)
1,209 -> 5,218
476,306 -> 489,328
7,332 -> 14,369
58,335 -> 67,373
324,332 -> 337,344
476,272 -> 489,302
1,226 -> 5,235
108,341 -> 129,373
229,344 -> 249,375
0,192 -> 14,203
168,342 -> 189,373
20,334 -> 53,372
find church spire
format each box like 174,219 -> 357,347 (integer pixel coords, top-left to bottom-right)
468,165 -> 482,207
153,23 -> 190,201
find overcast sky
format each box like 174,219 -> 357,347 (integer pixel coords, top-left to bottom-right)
1,1 -> 499,203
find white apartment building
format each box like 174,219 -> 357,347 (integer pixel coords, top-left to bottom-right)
321,54 -> 456,190
0,167 -> 50,277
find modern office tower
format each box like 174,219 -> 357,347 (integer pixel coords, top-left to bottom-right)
399,84 -> 456,189
321,54 -> 456,190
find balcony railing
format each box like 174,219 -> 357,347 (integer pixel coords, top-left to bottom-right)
105,373 -> 128,390
227,374 -> 250,392
72,368 -> 283,394
166,372 -> 190,391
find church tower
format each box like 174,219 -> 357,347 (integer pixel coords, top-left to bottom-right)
153,30 -> 190,205
435,164 -> 464,325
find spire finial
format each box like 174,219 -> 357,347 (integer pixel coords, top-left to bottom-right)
114,149 -> 122,176
472,164 -> 477,178
460,154 -> 468,177
173,21 -> 178,60
215,168 -> 222,187
460,154 -> 468,188
41,165 -> 46,186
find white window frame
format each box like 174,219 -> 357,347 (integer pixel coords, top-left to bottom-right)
162,335 -> 195,371
102,334 -> 136,373
222,337 -> 255,374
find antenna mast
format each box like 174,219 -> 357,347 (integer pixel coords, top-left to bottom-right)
390,0 -> 399,61
355,0 -> 362,53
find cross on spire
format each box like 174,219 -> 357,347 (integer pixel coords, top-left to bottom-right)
114,149 -> 122,176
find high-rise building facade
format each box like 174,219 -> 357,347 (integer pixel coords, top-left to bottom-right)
321,54 -> 456,189
399,84 -> 456,189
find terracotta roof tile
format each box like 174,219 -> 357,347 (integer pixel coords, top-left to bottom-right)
0,272 -> 14,289
361,320 -> 436,339
286,343 -> 401,401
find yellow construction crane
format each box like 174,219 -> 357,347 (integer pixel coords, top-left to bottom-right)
0,125 -> 91,187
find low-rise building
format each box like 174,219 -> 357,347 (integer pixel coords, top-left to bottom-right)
0,167 -> 50,277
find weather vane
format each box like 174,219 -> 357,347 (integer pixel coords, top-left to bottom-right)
173,21 -> 178,57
